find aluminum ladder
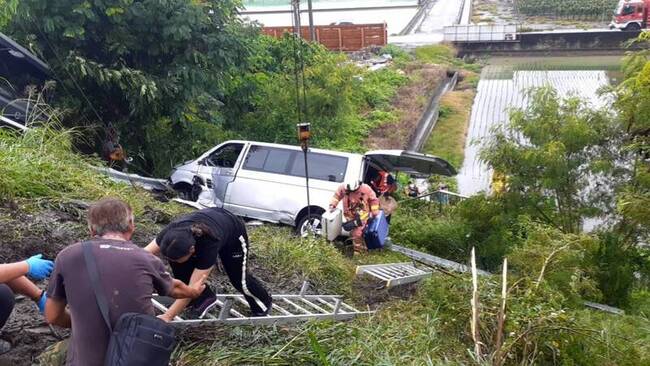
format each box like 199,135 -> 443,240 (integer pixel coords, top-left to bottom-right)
151,283 -> 372,327
356,262 -> 432,288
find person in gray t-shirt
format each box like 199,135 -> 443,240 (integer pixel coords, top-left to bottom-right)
45,198 -> 207,366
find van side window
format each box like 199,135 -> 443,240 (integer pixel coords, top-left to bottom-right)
203,143 -> 243,168
243,146 -> 292,174
290,152 -> 348,182
265,149 -> 293,174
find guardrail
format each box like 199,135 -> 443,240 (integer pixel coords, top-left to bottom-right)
402,189 -> 468,203
93,166 -> 169,191
0,116 -> 28,131
399,0 -> 433,35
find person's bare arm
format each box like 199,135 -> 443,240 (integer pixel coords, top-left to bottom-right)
159,268 -> 212,322
7,276 -> 42,301
169,275 -> 207,299
45,298 -> 71,328
0,262 -> 29,284
144,239 -> 161,256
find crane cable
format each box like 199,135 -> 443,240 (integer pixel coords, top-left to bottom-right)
290,0 -> 308,124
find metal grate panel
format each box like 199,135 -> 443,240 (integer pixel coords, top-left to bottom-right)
356,262 -> 432,288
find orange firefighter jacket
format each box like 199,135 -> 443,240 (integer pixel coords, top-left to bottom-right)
330,183 -> 380,222
371,171 -> 397,195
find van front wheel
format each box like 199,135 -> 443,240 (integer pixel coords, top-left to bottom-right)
295,212 -> 324,238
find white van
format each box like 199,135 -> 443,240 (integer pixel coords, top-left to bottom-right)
168,140 -> 456,235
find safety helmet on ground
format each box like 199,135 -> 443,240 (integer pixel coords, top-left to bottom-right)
346,180 -> 362,193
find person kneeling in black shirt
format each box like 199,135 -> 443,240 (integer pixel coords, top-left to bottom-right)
145,207 -> 272,321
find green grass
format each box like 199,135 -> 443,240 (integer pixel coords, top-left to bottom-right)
0,124 -> 189,217
423,89 -> 476,169
415,45 -> 482,74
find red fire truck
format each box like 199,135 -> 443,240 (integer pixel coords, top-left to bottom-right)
610,0 -> 649,30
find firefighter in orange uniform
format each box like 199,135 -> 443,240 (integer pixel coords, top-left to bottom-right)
370,170 -> 398,223
370,170 -> 397,196
329,181 -> 380,255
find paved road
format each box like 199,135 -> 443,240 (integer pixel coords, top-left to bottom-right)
419,0 -> 464,33
389,0 -> 465,45
457,69 -> 610,196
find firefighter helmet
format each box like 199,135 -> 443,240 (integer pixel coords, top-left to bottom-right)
346,180 -> 362,193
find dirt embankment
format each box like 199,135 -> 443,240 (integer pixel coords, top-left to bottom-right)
364,63 -> 447,150
0,199 -> 175,365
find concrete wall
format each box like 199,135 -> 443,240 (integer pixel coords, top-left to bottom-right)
455,30 -> 643,56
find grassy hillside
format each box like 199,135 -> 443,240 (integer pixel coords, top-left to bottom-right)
1,125 -> 648,365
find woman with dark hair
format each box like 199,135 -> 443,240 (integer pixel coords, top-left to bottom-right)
145,207 -> 272,321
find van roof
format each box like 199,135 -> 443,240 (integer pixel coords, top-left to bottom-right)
226,140 -> 363,159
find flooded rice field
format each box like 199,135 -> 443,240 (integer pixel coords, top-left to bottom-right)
457,56 -> 619,196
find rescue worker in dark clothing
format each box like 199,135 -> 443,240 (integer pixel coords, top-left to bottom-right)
145,207 -> 272,321
0,254 -> 53,354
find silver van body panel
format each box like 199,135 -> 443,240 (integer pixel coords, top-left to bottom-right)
171,141 -> 363,226
169,141 -> 455,227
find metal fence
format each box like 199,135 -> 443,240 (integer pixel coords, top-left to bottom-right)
262,23 -> 387,51
443,24 -> 518,43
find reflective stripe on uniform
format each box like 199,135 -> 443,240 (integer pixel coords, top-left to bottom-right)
238,235 -> 268,312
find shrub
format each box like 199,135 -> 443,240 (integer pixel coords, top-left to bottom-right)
517,0 -> 617,19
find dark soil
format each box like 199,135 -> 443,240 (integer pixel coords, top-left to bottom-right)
353,275 -> 420,309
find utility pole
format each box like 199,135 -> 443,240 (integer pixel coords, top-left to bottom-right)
307,0 -> 315,41
291,0 -> 302,38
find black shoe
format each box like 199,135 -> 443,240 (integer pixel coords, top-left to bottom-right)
189,294 -> 219,319
0,339 -> 11,355
250,302 -> 273,317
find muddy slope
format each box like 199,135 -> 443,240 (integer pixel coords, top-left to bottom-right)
0,199 -> 173,365
0,199 -> 417,365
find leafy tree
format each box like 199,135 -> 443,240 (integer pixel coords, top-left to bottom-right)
614,34 -> 650,236
222,34 -> 407,153
10,0 -> 251,175
480,86 -> 620,234
0,0 -> 18,29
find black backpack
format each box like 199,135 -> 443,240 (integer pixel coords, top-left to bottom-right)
82,242 -> 177,366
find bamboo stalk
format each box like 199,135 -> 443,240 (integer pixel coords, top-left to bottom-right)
535,244 -> 569,289
470,247 -> 481,361
494,258 -> 508,366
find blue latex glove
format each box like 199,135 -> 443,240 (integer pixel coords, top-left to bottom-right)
37,291 -> 47,314
25,254 -> 54,280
